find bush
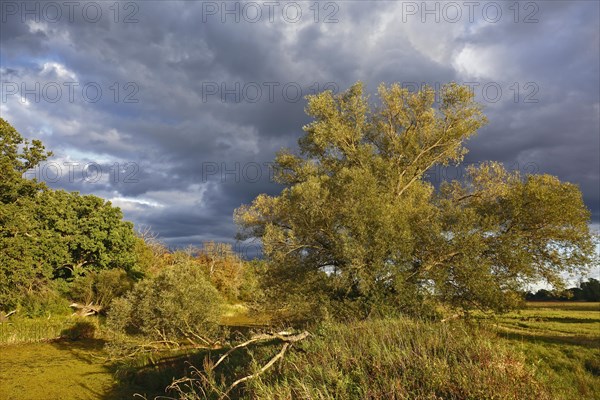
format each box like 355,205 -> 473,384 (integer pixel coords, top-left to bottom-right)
61,319 -> 97,340
19,286 -> 70,318
69,269 -> 133,310
107,262 -> 224,344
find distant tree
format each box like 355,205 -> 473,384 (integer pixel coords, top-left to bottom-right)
567,287 -> 584,301
235,82 -> 595,321
532,289 -> 555,301
198,242 -> 245,301
0,118 -> 51,203
132,227 -> 170,277
580,278 -> 600,301
525,280 -> 599,302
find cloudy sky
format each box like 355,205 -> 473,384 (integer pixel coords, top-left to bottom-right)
1,0 -> 599,259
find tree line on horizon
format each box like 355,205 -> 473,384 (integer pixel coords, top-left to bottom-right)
525,278 -> 600,302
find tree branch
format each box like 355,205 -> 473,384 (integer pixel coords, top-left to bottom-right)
219,343 -> 290,400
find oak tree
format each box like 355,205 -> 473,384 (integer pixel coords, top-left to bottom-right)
0,118 -> 137,311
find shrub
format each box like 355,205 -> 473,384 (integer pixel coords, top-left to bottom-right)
107,262 -> 224,345
19,286 -> 70,318
61,319 -> 97,340
69,269 -> 133,310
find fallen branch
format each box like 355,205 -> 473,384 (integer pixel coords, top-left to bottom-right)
211,337 -> 265,371
0,310 -> 17,323
219,342 -> 290,400
182,321 -> 218,348
208,330 -> 309,399
212,330 -> 309,371
162,330 -> 310,399
70,302 -> 103,316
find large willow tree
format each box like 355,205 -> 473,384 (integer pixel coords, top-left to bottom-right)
235,82 -> 595,320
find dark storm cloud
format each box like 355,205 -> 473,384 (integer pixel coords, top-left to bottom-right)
1,0 -> 598,249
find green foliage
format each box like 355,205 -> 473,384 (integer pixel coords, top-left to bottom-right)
19,285 -> 71,318
436,164 -> 594,311
69,269 -> 133,309
235,82 -> 595,321
148,243 -> 265,304
0,119 -> 138,312
107,261 -> 224,344
0,119 -> 52,310
60,318 -> 97,340
0,189 -> 138,311
0,117 -> 51,203
35,189 -> 138,280
237,259 -> 266,304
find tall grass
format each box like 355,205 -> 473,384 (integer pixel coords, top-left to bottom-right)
169,318 -> 551,400
0,317 -> 68,344
0,315 -> 99,345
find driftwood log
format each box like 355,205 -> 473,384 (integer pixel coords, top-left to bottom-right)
69,302 -> 103,316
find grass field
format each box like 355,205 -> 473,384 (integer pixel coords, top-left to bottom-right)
0,302 -> 598,399
477,302 -> 600,399
481,301 -> 600,341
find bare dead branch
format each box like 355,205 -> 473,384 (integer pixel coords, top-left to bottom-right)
69,302 -> 103,316
219,342 -> 291,400
211,330 -> 309,371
